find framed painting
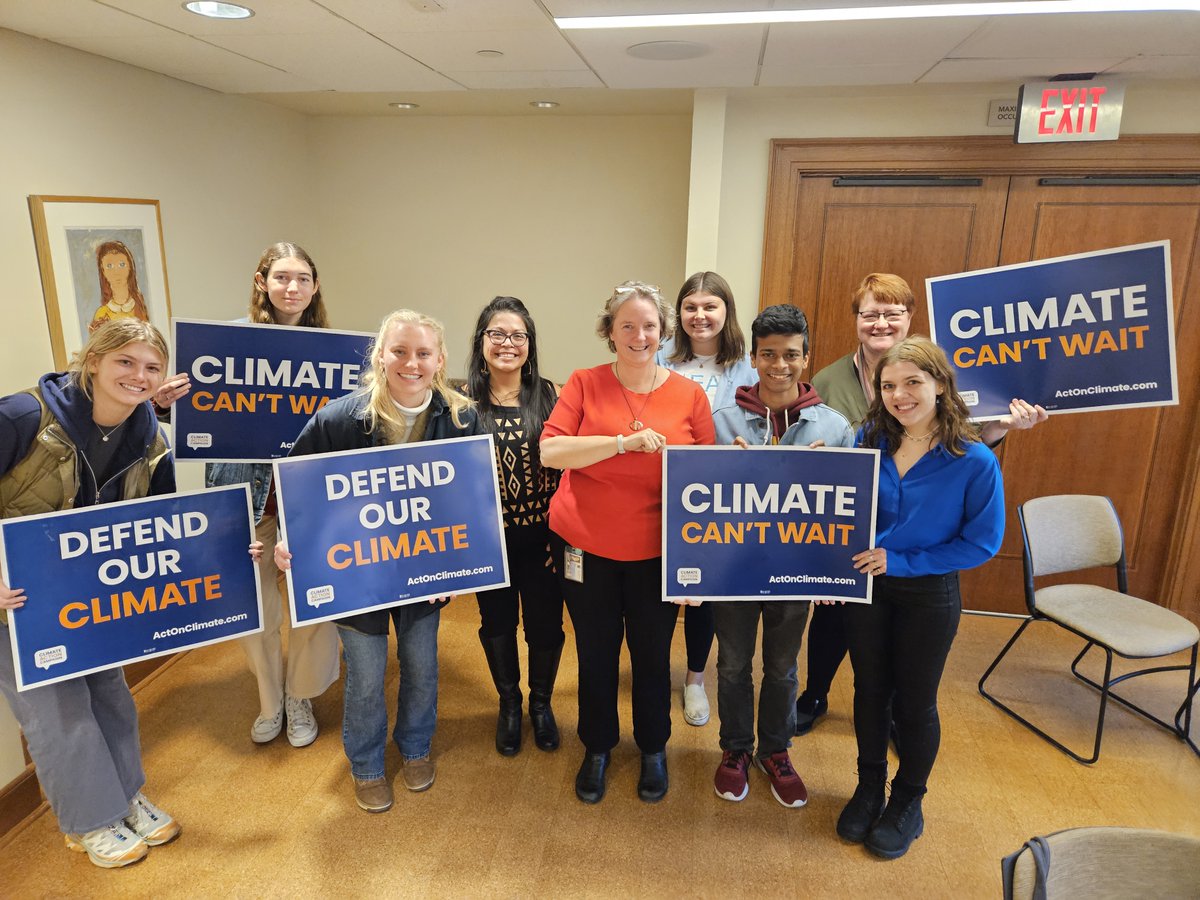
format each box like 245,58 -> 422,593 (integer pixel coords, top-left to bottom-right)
28,196 -> 172,369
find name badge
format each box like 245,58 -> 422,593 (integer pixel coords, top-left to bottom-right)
564,546 -> 584,583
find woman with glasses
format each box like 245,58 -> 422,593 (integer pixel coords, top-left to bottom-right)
655,272 -> 755,729
795,274 -> 1046,736
542,281 -> 715,804
464,297 -> 564,757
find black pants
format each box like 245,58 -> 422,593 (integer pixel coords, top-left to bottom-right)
551,532 -> 676,755
682,603 -> 715,673
476,523 -> 564,650
845,573 -> 961,791
802,601 -> 849,699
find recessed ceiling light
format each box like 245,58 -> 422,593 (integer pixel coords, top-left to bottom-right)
627,41 -> 710,61
556,1 -> 1200,29
476,49 -> 505,58
183,1 -> 254,19
530,100 -> 559,109
389,102 -> 420,109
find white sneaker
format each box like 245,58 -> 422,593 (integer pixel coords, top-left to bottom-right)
65,822 -> 148,868
683,683 -> 710,726
285,694 -> 317,748
125,792 -> 181,846
251,706 -> 283,743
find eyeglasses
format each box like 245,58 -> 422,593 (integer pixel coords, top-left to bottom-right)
857,309 -> 909,324
484,329 -> 529,347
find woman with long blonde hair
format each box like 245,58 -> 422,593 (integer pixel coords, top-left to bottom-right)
274,309 -> 483,814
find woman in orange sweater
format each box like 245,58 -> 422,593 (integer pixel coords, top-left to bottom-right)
541,281 -> 715,805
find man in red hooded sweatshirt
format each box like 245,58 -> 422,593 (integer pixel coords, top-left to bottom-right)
709,304 -> 853,807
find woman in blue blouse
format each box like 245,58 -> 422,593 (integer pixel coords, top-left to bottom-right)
838,336 -> 1004,860
656,272 -> 755,727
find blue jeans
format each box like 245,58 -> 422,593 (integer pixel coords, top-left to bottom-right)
337,610 -> 440,781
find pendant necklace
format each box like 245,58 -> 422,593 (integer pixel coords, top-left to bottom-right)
903,428 -> 935,442
95,421 -> 122,442
613,363 -> 658,431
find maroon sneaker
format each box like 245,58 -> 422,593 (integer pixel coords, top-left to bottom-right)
714,750 -> 751,802
755,751 -> 808,808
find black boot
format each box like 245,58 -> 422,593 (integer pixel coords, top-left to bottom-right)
836,768 -> 887,843
865,781 -> 925,860
479,631 -> 522,757
637,751 -> 669,803
575,751 -> 610,804
527,639 -> 563,752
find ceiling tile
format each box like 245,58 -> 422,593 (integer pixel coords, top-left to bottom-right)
207,28 -> 465,92
763,18 -> 982,69
567,24 -> 764,88
445,69 -> 604,89
1106,55 -> 1200,78
920,57 -> 1128,83
0,0 -> 164,39
378,28 -> 588,71
952,12 -> 1199,59
108,0 -> 339,35
319,0 -> 549,34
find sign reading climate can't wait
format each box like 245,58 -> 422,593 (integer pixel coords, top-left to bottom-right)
172,319 -> 373,462
274,435 -> 509,627
663,446 -> 879,603
928,242 -> 1178,420
2,486 -> 262,691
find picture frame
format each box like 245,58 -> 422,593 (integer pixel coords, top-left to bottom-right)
28,196 -> 172,369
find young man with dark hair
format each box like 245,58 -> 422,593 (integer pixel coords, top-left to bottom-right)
709,304 -> 852,806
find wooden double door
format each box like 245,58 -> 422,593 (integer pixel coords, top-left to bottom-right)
760,137 -> 1200,619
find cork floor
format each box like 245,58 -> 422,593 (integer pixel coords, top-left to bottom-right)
2,600 -> 1197,899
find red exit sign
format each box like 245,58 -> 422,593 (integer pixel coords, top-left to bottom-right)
1015,79 -> 1125,144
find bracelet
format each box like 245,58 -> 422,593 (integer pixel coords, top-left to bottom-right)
616,434 -> 626,454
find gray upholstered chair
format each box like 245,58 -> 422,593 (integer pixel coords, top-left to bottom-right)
1001,826 -> 1200,899
978,494 -> 1199,764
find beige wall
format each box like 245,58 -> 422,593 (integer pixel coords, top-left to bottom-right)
306,113 -> 692,380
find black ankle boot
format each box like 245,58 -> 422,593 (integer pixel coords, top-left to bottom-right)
865,782 -> 925,859
527,639 -> 563,752
637,751 -> 669,803
836,775 -> 887,843
479,631 -> 522,756
575,751 -> 610,804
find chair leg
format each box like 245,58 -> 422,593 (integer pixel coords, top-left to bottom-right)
978,618 -> 1111,765
1172,645 -> 1199,757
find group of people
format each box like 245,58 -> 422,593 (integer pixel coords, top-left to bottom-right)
0,241 -> 1046,870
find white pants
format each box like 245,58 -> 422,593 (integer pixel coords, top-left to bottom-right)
240,515 -> 340,716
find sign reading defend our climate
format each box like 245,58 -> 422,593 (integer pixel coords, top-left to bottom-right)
2,486 -> 262,691
662,446 -> 879,603
172,319 -> 373,462
274,435 -> 509,627
928,242 -> 1178,421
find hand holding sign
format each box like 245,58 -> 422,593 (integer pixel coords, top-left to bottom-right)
0,578 -> 26,611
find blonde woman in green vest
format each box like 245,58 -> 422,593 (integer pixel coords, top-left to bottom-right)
0,319 -> 257,869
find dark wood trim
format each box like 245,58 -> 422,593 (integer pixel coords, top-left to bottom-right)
0,652 -> 182,842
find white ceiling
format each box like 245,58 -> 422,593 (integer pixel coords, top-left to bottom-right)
1,0 -> 1196,115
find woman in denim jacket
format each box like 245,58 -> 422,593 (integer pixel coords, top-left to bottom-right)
205,242 -> 339,748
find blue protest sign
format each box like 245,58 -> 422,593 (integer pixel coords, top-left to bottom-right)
662,446 -> 879,602
172,319 -> 373,461
274,435 -> 508,626
928,241 -> 1178,420
3,486 -> 261,691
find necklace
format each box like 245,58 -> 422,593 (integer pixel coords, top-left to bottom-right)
613,363 -> 659,431
489,386 -> 520,406
95,421 -> 123,442
903,428 -> 935,442
109,297 -> 136,313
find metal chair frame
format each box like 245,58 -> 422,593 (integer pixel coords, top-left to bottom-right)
978,495 -> 1199,764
